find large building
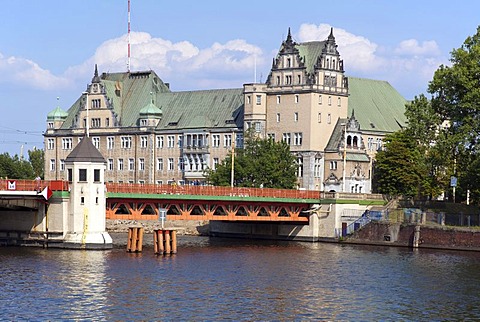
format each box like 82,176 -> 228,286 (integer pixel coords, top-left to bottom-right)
44,29 -> 407,193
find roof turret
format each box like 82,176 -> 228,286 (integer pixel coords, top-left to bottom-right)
47,98 -> 68,121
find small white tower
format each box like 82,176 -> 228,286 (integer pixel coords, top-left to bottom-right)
63,137 -> 112,249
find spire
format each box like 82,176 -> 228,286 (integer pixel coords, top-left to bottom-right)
328,27 -> 335,41
282,27 -> 296,52
323,27 -> 339,55
91,64 -> 101,83
286,27 -> 292,43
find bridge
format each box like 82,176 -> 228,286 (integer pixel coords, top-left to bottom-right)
0,179 -> 385,247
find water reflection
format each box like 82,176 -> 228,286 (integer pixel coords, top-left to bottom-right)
1,239 -> 480,320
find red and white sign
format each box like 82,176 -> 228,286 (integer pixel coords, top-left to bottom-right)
7,180 -> 16,190
40,187 -> 53,200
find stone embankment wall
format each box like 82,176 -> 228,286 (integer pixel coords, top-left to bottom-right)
348,221 -> 480,251
106,219 -> 209,236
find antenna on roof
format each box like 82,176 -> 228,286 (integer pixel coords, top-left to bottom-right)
254,54 -> 257,83
127,0 -> 131,72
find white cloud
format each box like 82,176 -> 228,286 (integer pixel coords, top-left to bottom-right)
0,53 -> 71,90
64,31 -> 263,90
296,23 -> 446,98
394,39 -> 441,56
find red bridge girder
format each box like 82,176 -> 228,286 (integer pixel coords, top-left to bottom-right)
106,198 -> 310,223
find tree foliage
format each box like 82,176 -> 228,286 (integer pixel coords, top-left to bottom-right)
0,148 -> 43,179
377,26 -> 480,203
205,132 -> 297,189
373,130 -> 425,199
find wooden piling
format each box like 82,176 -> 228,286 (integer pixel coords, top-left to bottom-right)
153,229 -> 177,255
127,226 -> 144,252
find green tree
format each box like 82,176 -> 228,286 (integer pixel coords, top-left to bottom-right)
373,130 -> 426,199
0,153 -> 35,179
28,148 -> 44,179
424,26 -> 480,202
205,132 -> 297,189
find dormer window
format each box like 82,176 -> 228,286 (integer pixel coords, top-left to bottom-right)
47,122 -> 54,129
92,99 -> 101,108
287,58 -> 291,67
140,119 -> 148,126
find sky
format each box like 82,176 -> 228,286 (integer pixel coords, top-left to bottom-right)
0,0 -> 479,157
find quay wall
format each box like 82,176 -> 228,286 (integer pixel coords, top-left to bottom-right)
347,222 -> 480,251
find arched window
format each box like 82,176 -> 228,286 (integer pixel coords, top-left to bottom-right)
353,136 -> 358,148
347,135 -> 352,148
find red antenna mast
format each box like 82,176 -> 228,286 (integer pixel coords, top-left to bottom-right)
127,0 -> 131,72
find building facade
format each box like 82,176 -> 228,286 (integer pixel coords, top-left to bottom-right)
44,29 -> 407,192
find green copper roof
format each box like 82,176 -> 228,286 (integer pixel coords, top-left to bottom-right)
139,101 -> 162,118
295,41 -> 326,74
47,106 -> 68,121
60,70 -> 244,130
348,77 -> 407,132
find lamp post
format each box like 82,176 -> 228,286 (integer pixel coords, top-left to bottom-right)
231,132 -> 235,188
83,91 -> 89,137
342,122 -> 347,192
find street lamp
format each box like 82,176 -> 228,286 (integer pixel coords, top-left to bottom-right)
83,91 -> 89,137
341,122 -> 347,192
231,132 -> 235,188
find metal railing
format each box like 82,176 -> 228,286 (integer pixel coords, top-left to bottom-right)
106,183 -> 322,200
0,179 -> 69,192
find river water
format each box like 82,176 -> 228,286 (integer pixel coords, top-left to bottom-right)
1,235 -> 480,321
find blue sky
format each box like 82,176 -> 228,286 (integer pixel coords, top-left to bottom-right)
1,0 -> 479,156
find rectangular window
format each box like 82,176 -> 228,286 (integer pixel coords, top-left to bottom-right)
79,169 -> 87,182
319,95 -> 322,104
168,158 -> 174,171
157,158 -> 163,171
140,136 -> 148,148
156,135 -> 164,148
256,95 -> 261,105
91,118 -> 101,128
118,158 -> 124,171
330,161 -> 337,170
92,137 -> 100,149
68,169 -> 73,182
282,133 -> 291,145
178,135 -> 183,148
212,134 -> 220,147
128,158 -> 135,171
294,132 -> 303,146
105,118 -> 109,127
139,158 -> 145,171
60,159 -> 65,171
255,122 -> 261,133
314,158 -> 322,178
236,133 -> 244,148
108,159 -> 113,171
328,96 -> 332,106
94,169 -> 100,182
62,138 -> 73,150
140,119 -> 148,126
107,137 -> 115,150
121,136 -> 132,149
267,133 -> 276,140
368,137 -> 374,151
47,138 -> 55,150
294,112 -> 298,122
295,95 -> 299,103
337,97 -> 342,107
276,95 -> 281,104
224,134 -> 232,147
276,113 -> 281,123
247,95 -> 251,105
167,135 -> 175,148
50,159 -> 55,171
327,113 -> 331,124
213,158 -> 219,170
297,157 -> 303,177
318,113 -> 322,123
